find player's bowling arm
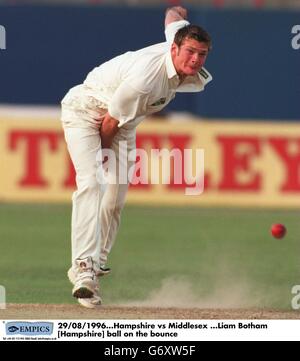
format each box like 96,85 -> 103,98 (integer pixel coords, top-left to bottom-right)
164,6 -> 187,28
164,7 -> 189,44
100,113 -> 119,149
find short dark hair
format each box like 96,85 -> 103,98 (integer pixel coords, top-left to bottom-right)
174,25 -> 212,51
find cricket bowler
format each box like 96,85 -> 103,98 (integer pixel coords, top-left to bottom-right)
61,6 -> 212,308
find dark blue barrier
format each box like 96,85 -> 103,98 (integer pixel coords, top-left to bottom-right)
0,5 -> 299,120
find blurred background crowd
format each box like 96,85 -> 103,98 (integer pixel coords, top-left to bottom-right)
0,0 -> 299,9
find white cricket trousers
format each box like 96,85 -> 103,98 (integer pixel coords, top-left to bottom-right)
63,125 -> 136,268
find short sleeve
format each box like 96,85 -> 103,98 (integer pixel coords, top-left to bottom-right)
108,81 -> 149,128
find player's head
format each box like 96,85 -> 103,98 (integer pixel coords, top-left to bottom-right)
171,25 -> 211,77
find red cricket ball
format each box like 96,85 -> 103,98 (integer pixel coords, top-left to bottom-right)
271,223 -> 286,239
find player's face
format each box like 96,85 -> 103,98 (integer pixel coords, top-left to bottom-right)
172,38 -> 209,77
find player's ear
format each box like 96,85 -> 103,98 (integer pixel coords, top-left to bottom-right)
171,42 -> 179,57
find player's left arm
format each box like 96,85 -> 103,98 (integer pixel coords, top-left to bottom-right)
100,114 -> 119,149
108,79 -> 149,129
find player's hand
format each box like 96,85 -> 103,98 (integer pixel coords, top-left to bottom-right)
165,6 -> 188,27
166,6 -> 187,20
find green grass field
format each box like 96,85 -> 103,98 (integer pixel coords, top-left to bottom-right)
0,203 -> 299,309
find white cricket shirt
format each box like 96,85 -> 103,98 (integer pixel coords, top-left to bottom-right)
61,20 -> 212,130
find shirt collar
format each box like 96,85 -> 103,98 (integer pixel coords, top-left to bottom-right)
165,50 -> 178,79
177,68 -> 212,92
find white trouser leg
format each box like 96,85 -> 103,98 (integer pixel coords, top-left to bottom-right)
99,128 -> 136,266
64,127 -> 104,266
99,183 -> 129,266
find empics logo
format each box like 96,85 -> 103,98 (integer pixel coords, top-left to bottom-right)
0,25 -> 6,50
5,322 -> 54,335
291,25 -> 300,50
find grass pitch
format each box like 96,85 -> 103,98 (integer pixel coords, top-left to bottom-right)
0,203 -> 299,310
